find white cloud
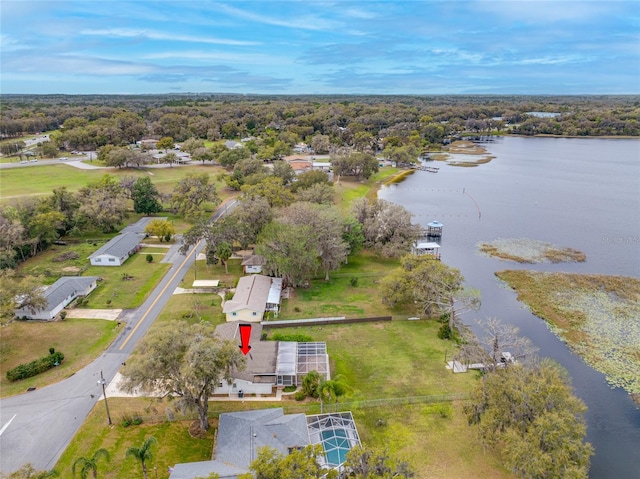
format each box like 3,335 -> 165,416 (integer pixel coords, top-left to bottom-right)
215,3 -> 342,31
79,28 -> 260,46
142,50 -> 293,65
0,34 -> 28,52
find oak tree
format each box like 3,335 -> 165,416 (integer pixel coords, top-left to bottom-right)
120,321 -> 246,432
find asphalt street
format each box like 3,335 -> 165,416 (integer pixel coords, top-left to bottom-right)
0,199 -> 238,473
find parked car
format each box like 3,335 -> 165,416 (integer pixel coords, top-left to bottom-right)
20,160 -> 28,164
30,159 -> 38,163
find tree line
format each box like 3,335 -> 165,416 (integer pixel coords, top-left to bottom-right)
2,95 -> 638,150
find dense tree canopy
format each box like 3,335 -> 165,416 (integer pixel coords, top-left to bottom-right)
465,359 -> 593,479
132,177 -> 162,214
170,172 -> 218,220
352,199 -> 421,258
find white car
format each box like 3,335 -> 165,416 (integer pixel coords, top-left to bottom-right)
30,159 -> 38,163
59,157 -> 68,161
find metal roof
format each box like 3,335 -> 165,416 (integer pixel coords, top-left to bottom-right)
276,342 -> 297,376
267,277 -> 282,306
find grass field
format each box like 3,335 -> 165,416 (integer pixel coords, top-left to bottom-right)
83,253 -> 171,310
0,163 -> 228,203
277,251 -> 408,320
0,318 -> 120,398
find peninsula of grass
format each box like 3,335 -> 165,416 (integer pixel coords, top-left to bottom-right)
496,270 -> 640,403
0,318 -> 119,398
479,238 -> 586,263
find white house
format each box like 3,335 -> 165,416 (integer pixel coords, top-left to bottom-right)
88,232 -> 144,266
224,140 -> 244,150
15,276 -> 99,320
222,275 -> 282,322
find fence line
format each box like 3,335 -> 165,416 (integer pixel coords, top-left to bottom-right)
263,316 -> 392,328
122,393 -> 469,425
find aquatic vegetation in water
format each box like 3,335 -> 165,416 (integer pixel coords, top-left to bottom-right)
496,270 -> 640,403
478,238 -> 586,263
427,141 -> 494,167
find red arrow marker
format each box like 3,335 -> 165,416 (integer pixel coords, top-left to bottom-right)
238,324 -> 252,355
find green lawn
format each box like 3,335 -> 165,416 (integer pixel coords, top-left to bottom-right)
0,318 -> 119,398
0,163 -> 228,204
277,251 -> 408,320
156,292 -> 225,325
55,400 -> 215,479
83,253 -> 171,309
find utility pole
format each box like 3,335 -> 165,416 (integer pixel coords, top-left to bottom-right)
97,370 -> 112,425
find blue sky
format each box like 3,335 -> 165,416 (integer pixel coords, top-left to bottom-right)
1,1 -> 638,95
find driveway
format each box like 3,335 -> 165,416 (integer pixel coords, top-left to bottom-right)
64,309 -> 123,320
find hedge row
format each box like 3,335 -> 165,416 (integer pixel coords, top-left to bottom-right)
6,351 -> 65,382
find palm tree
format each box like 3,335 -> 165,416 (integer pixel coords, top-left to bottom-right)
72,449 -> 110,479
319,374 -> 349,413
125,436 -> 157,479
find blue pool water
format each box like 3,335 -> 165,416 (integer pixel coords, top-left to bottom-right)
321,428 -> 351,466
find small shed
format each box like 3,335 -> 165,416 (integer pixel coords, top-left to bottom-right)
241,254 -> 266,274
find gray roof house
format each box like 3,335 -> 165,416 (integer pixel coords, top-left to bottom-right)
15,276 -> 99,320
88,232 -> 144,266
121,216 -> 168,235
169,408 -> 361,479
213,321 -> 330,394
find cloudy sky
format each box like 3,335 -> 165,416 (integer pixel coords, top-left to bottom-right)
1,1 -> 638,95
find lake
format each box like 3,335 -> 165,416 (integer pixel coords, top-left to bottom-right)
378,136 -> 640,478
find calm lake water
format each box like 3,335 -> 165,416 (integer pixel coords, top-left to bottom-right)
378,136 -> 640,478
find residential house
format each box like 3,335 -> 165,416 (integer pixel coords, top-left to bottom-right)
213,321 -> 330,394
224,140 -> 244,150
88,232 -> 144,266
241,254 -> 265,274
169,408 -> 360,478
121,216 -> 168,235
15,276 -> 99,320
137,138 -> 158,149
284,156 -> 313,174
222,275 -> 282,322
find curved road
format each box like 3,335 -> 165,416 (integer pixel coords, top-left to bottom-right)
0,200 -> 237,473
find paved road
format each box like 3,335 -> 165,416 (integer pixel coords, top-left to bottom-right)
0,199 -> 238,474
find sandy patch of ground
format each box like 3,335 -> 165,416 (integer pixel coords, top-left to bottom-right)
64,309 -> 123,320
62,266 -> 82,273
